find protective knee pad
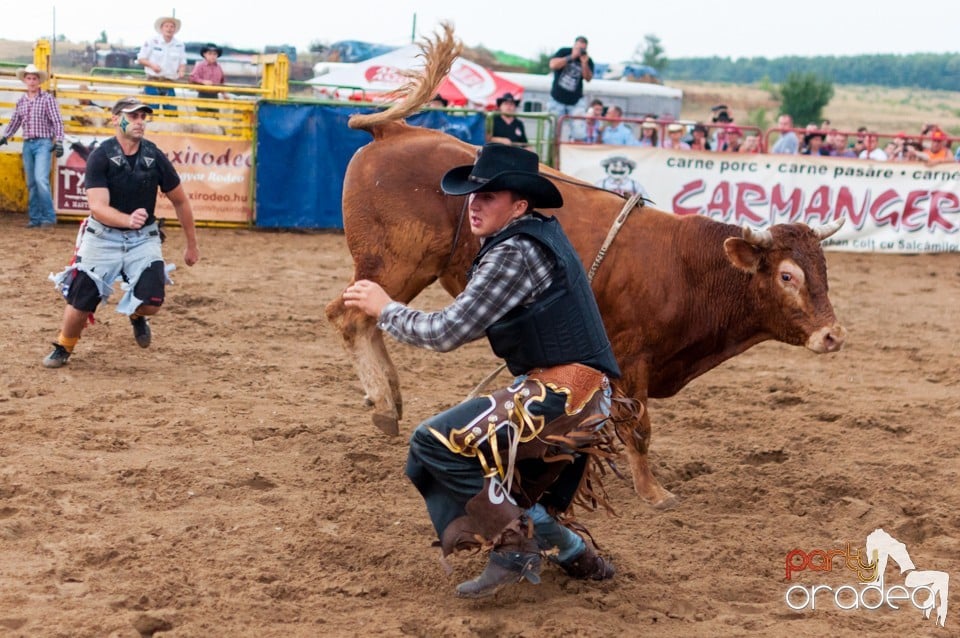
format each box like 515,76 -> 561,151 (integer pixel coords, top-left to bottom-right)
133,261 -> 166,307
66,270 -> 103,312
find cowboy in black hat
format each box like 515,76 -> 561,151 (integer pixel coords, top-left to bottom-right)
343,143 -> 621,599
190,43 -> 226,106
489,92 -> 528,146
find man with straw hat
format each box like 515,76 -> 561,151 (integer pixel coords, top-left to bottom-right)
0,63 -> 65,228
136,15 -> 187,104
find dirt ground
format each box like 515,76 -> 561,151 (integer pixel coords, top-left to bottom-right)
0,211 -> 957,638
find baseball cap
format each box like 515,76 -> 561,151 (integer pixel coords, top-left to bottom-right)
112,97 -> 154,115
930,129 -> 948,141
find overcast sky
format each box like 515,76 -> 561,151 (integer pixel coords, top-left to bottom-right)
8,0 -> 960,65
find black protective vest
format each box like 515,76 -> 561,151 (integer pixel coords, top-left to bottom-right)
99,137 -> 163,226
470,213 -> 621,378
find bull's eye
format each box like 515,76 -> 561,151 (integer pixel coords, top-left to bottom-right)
780,272 -> 792,283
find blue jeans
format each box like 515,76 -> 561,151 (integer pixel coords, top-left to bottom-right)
527,503 -> 585,562
144,84 -> 177,111
22,138 -> 56,225
548,97 -> 588,142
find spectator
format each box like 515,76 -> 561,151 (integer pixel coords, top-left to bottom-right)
903,139 -> 925,162
575,98 -> 605,144
802,131 -> 830,156
598,106 -> 638,146
489,93 -> 528,146
547,36 -> 594,123
850,127 -> 868,157
637,119 -> 659,147
189,43 -> 226,109
799,123 -> 819,154
827,130 -> 856,158
771,114 -> 799,154
719,125 -> 743,152
137,15 -> 187,107
710,105 -> 733,150
859,132 -> 888,161
662,123 -> 691,150
924,129 -> 951,161
427,94 -> 448,108
688,123 -> 711,151
739,134 -> 761,154
0,63 -> 65,228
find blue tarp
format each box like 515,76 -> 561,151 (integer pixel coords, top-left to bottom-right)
255,102 -> 486,229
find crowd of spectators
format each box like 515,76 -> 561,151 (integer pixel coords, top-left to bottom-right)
556,100 -> 958,162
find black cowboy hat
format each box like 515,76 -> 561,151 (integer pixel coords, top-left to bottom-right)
200,43 -> 223,57
496,92 -> 519,107
441,143 -> 563,209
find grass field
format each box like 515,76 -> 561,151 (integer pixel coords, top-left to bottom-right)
674,79 -> 960,138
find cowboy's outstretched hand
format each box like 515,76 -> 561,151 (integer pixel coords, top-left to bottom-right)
343,279 -> 393,318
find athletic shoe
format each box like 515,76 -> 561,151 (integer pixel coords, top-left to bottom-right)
131,315 -> 151,348
43,343 -> 71,368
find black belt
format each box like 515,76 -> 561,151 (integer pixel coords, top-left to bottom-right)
86,225 -> 158,236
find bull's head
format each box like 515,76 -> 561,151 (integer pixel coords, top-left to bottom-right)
722,220 -> 847,353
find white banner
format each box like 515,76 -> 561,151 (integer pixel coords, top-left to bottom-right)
559,145 -> 960,253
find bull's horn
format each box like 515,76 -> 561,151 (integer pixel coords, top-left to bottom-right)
811,218 -> 846,240
742,225 -> 774,248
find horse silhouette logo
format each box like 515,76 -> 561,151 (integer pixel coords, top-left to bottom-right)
865,528 -> 949,628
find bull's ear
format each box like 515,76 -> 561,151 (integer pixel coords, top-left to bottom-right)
723,237 -> 762,273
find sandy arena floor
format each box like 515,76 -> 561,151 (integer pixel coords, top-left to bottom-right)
0,211 -> 957,637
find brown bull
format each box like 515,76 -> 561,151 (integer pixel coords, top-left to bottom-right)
324,25 -> 847,507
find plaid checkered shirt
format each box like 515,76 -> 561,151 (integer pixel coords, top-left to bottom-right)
2,91 -> 64,141
377,229 -> 555,352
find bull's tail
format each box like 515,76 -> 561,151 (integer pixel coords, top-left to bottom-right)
347,22 -> 462,132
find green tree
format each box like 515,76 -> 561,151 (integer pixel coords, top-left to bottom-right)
636,34 -> 667,72
530,51 -> 551,75
778,72 -> 834,125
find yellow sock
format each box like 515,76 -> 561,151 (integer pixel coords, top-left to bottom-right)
58,333 -> 79,353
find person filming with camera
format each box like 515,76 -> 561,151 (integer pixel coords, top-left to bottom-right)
547,36 -> 595,126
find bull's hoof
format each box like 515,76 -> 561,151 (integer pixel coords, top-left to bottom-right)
372,413 -> 400,436
651,492 -> 679,510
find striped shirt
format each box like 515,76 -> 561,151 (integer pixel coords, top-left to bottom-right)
378,226 -> 555,352
2,91 -> 64,141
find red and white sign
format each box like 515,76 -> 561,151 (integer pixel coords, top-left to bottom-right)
560,145 -> 960,254
310,44 -> 523,109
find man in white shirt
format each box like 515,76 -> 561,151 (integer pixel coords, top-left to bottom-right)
136,16 -> 187,106
859,132 -> 889,161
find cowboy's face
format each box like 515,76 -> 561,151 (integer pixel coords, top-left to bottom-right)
468,190 -> 527,238
499,99 -> 517,114
22,73 -> 41,88
202,50 -> 219,63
